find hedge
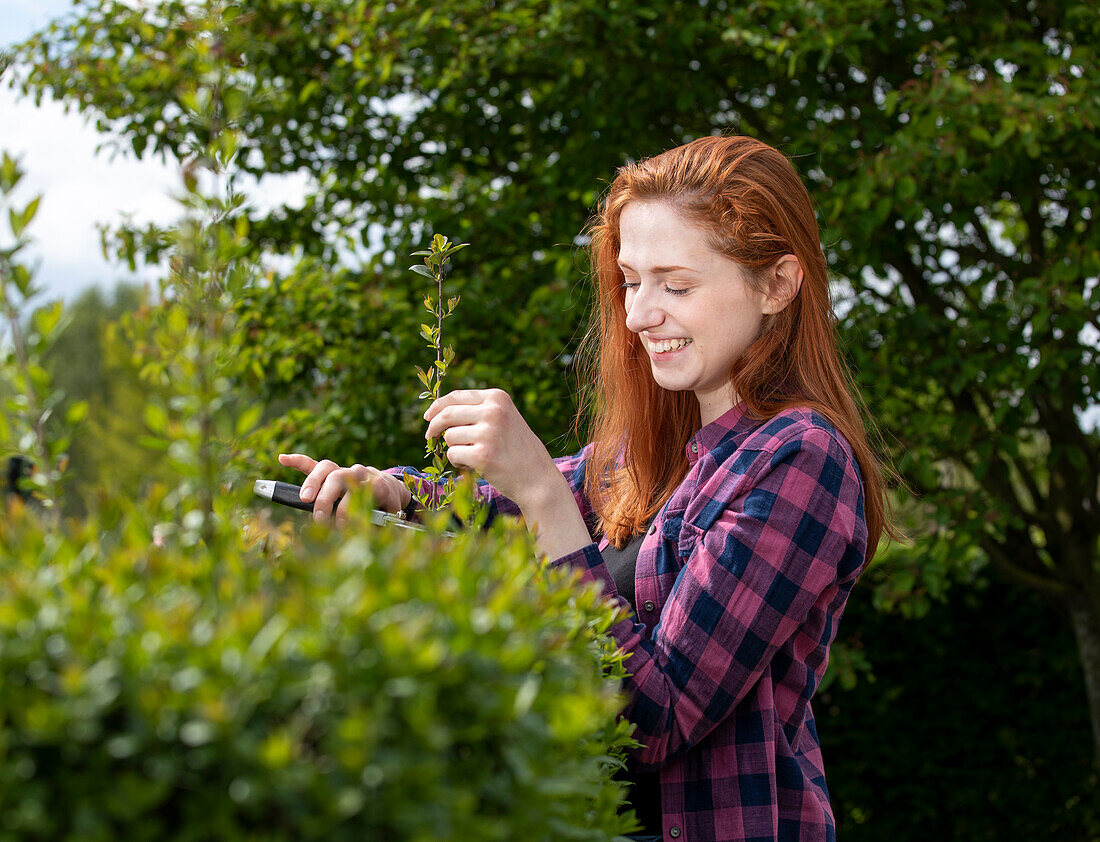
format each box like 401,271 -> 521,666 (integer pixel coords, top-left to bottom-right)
0,492 -> 637,841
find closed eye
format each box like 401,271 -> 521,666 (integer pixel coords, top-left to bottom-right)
619,282 -> 690,296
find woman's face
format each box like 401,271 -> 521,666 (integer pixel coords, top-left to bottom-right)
618,200 -> 770,426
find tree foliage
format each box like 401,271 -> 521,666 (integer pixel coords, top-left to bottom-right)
40,283 -> 172,516
9,0 -> 1099,763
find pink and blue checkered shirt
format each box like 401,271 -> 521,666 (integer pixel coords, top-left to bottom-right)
398,403 -> 867,841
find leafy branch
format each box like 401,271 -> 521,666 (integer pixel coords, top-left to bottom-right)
0,152 -> 87,512
407,233 -> 468,511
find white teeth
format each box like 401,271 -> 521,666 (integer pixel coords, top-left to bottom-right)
647,338 -> 691,354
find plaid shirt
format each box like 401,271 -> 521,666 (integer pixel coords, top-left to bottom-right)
396,403 -> 867,841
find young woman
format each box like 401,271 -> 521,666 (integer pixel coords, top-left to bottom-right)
280,135 -> 891,842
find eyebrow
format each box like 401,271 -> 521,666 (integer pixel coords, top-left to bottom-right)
617,261 -> 700,275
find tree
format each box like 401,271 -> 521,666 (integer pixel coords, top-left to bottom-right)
40,283 -> 174,515
10,0 -> 1099,763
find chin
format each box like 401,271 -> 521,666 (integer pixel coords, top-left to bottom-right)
650,373 -> 693,393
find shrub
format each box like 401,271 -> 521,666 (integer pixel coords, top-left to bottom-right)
0,491 -> 636,841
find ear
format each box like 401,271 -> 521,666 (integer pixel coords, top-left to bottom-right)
761,254 -> 804,315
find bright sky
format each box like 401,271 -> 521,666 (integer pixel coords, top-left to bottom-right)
0,0 -> 178,301
0,0 -> 310,302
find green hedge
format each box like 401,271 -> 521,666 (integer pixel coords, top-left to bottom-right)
0,494 -> 636,841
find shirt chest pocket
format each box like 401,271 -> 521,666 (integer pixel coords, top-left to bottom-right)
641,515 -> 702,617
672,514 -> 704,563
653,512 -> 698,569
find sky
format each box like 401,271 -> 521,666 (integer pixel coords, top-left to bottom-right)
0,0 -> 182,301
0,0 -> 310,303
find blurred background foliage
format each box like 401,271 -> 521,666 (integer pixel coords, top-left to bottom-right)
0,7 -> 637,835
2,0 -> 1098,836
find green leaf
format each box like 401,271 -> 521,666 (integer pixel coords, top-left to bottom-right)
65,401 -> 89,426
11,264 -> 33,297
166,306 -> 188,336
9,196 -> 41,239
410,264 -> 434,278
144,402 -> 169,434
235,404 -> 262,436
32,301 -> 64,340
0,153 -> 18,193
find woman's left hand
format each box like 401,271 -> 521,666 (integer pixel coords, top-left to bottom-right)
423,388 -> 556,508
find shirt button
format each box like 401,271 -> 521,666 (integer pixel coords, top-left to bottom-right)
643,600 -> 655,613
669,827 -> 682,838
648,523 -> 657,535
690,442 -> 698,453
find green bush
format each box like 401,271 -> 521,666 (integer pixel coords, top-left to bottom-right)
0,491 -> 636,841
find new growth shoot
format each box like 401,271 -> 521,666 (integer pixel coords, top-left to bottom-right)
407,233 -> 468,511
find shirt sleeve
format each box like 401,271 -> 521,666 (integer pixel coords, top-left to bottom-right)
549,424 -> 868,769
384,444 -> 595,527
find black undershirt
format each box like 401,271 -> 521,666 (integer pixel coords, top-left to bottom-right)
601,528 -> 662,835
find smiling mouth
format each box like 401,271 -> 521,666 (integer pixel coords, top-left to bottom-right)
646,337 -> 692,354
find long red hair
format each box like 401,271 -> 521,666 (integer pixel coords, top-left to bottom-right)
579,135 -> 892,557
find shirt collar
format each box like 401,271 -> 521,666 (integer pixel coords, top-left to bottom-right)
685,402 -> 758,463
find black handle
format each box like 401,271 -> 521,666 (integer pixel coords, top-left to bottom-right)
253,479 -> 433,533
270,480 -> 317,512
254,479 -> 342,513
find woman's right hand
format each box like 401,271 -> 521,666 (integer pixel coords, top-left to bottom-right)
278,453 -> 411,528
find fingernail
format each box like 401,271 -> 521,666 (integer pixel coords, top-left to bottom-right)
300,485 -> 314,502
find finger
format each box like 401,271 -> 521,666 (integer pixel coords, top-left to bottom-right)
278,453 -> 318,474
300,458 -> 342,503
365,467 -> 409,513
442,421 -> 482,448
424,389 -> 486,423
333,492 -> 354,529
333,465 -> 387,526
313,464 -> 368,521
424,403 -> 484,440
444,443 -> 481,472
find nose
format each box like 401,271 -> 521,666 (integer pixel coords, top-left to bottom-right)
624,284 -> 665,335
